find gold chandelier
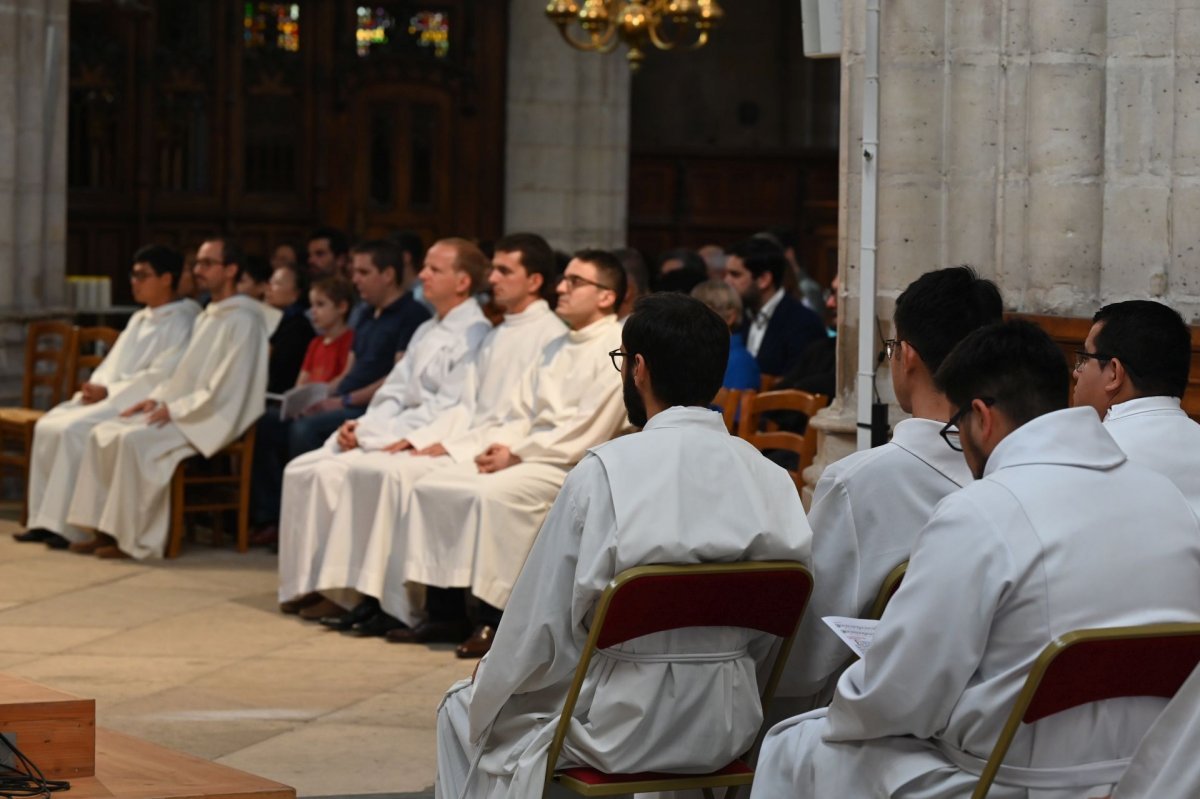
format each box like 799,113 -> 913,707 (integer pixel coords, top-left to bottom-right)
545,0 -> 724,71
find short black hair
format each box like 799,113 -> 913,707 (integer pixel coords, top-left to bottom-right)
205,234 -> 246,281
389,230 -> 425,273
934,319 -> 1070,428
623,293 -> 729,408
613,247 -> 650,299
1093,300 -> 1192,398
729,237 -> 786,289
894,266 -> 1004,373
132,244 -> 183,290
242,254 -> 272,285
495,232 -> 558,303
309,226 -> 350,256
574,248 -> 627,312
351,239 -> 401,285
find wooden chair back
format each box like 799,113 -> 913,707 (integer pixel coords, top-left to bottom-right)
547,561 -> 814,797
758,373 -> 779,392
21,321 -> 76,409
167,426 -> 258,558
737,389 -> 830,490
711,388 -> 742,433
868,561 -> 908,620
972,622 -> 1200,798
66,326 -> 120,396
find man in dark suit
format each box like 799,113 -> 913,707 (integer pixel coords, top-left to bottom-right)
724,237 -> 826,378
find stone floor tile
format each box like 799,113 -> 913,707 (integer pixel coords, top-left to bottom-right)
0,580 -> 228,629
102,682 -> 369,724
319,690 -> 441,730
100,712 -> 298,761
0,624 -> 123,654
270,633 -> 458,665
6,653 -> 233,703
187,653 -> 432,696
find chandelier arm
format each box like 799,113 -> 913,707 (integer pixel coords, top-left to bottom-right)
683,29 -> 710,50
555,22 -> 601,51
592,22 -> 622,52
646,20 -> 681,51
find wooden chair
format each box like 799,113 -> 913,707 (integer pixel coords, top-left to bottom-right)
547,561 -> 814,798
166,426 -> 257,558
867,561 -> 908,620
737,389 -> 831,491
65,326 -> 119,395
0,320 -> 77,524
972,622 -> 1200,799
758,373 -> 779,392
711,388 -> 742,433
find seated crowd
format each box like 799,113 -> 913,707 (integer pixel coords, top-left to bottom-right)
13,223 -> 1200,798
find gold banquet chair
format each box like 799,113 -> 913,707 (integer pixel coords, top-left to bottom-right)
971,622 -> 1200,798
546,561 -> 814,798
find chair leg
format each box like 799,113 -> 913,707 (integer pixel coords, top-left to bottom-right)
167,467 -> 185,558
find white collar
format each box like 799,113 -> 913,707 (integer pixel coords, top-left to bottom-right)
753,288 -> 785,326
1104,395 -> 1185,422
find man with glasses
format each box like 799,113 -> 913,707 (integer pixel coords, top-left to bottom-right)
15,245 -> 200,550
1073,300 -> 1200,513
779,266 -> 1002,710
436,293 -> 812,799
66,235 -> 270,559
753,320 -> 1200,799
387,249 -> 627,658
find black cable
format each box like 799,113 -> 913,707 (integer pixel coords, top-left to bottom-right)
0,734 -> 70,799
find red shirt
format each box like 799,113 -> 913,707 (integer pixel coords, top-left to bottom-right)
300,328 -> 354,384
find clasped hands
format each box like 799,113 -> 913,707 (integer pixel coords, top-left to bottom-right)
121,399 -> 171,426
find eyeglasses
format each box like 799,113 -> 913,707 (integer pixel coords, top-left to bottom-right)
608,348 -> 625,372
129,269 -> 156,281
883,339 -> 900,360
940,396 -> 996,452
560,273 -> 613,292
1073,349 -> 1113,372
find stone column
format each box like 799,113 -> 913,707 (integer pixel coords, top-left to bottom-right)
812,0 -> 1200,489
504,2 -> 631,251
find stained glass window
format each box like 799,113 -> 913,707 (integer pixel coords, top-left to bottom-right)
356,6 -> 395,57
244,3 -> 301,52
408,11 -> 449,58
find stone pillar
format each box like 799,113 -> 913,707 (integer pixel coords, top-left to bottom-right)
504,2 -> 631,251
813,0 -> 1200,487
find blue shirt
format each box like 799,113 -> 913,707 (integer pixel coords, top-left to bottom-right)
336,291 -> 430,396
724,332 -> 761,390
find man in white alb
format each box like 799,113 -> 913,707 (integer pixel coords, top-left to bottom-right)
276,238 -> 493,630
16,245 -> 200,550
279,234 -> 565,634
435,292 -> 813,799
1108,662 -> 1200,799
1072,299 -> 1200,513
752,320 -> 1200,799
66,236 -> 270,559
779,266 -> 1001,709
388,249 -> 629,658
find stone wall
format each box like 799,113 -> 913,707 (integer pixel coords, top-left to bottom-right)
504,1 -> 631,252
812,0 -> 1200,486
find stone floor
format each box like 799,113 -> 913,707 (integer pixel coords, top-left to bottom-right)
0,513 -> 472,797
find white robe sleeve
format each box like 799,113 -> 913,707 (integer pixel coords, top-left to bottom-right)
465,457 -> 617,744
825,491 -> 1010,741
443,356 -> 540,463
512,371 -> 625,467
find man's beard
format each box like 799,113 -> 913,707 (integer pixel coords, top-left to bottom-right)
623,371 -> 648,429
742,283 -> 763,316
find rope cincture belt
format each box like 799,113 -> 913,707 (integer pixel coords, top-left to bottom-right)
936,740 -> 1131,789
598,647 -> 749,664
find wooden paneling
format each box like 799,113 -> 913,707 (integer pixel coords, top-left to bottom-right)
0,673 -> 95,779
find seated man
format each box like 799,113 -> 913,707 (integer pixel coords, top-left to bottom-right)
435,293 -> 813,798
276,238 -> 493,625
388,250 -> 630,657
16,245 -> 200,549
781,266 -> 1002,707
1108,662 -> 1200,799
752,320 -> 1200,799
1072,299 -> 1200,512
278,234 -> 564,632
66,235 -> 270,559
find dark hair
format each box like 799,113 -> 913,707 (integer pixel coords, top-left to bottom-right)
729,237 -> 787,289
274,241 -> 304,266
573,248 -> 627,312
1093,300 -> 1192,398
389,230 -> 425,279
495,232 -> 558,303
309,226 -> 350,257
762,226 -> 798,253
274,260 -> 310,304
614,247 -> 650,300
205,234 -> 246,281
243,254 -> 272,285
623,293 -> 730,408
132,244 -> 184,290
934,320 -> 1070,428
310,276 -> 355,318
351,239 -> 401,285
894,266 -> 1004,373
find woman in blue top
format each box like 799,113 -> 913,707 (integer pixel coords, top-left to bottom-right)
691,279 -> 761,390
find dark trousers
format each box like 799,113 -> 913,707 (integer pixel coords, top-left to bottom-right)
426,587 -> 503,628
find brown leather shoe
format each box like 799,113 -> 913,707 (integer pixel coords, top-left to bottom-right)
298,597 -> 344,621
279,592 -> 323,615
455,624 -> 497,659
69,533 -> 115,555
385,620 -> 469,645
249,524 -> 278,548
95,545 -> 131,560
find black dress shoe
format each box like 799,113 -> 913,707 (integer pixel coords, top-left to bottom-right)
456,624 -> 497,659
44,533 -> 70,550
385,619 -> 469,644
13,529 -> 52,543
318,598 -> 380,630
349,612 -> 405,637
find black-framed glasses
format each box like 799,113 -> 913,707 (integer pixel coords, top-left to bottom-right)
1073,349 -> 1113,372
608,348 -> 625,372
560,273 -> 613,292
940,396 -> 996,452
129,269 -> 156,281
